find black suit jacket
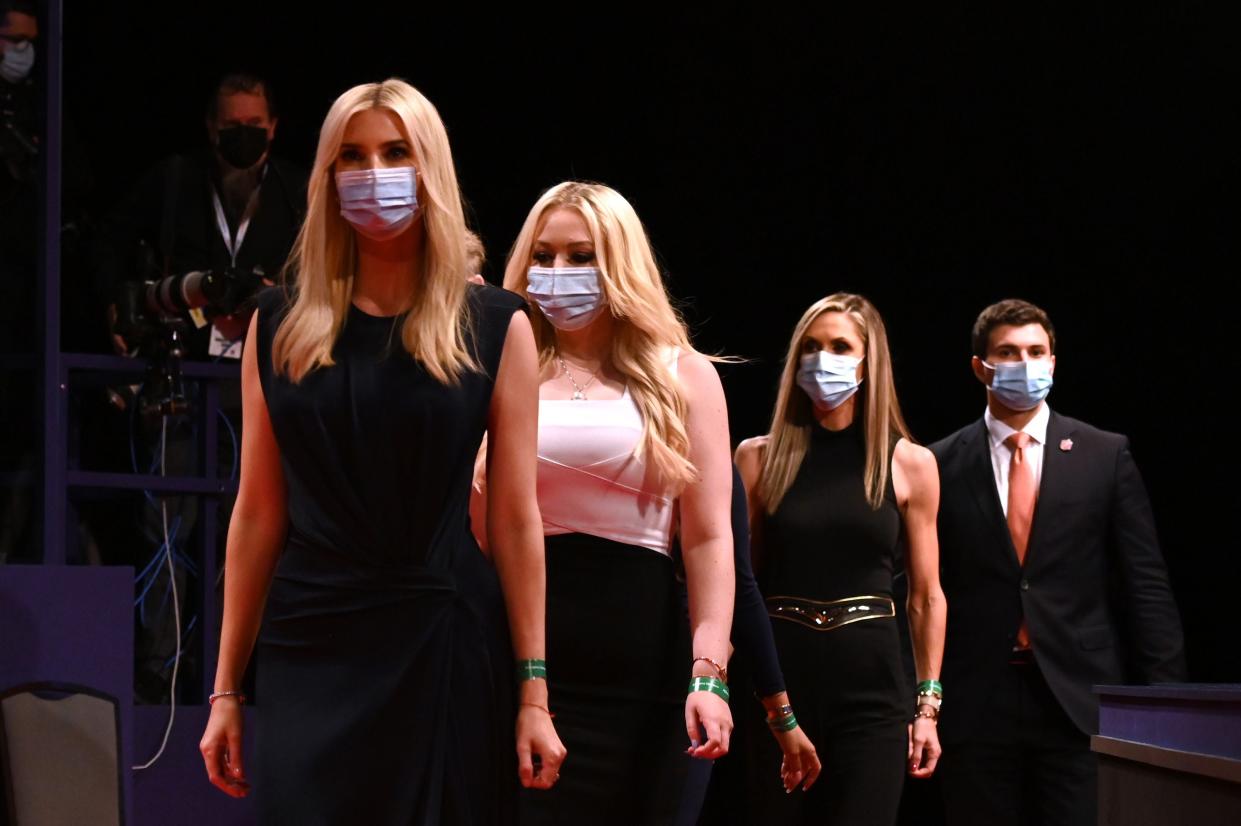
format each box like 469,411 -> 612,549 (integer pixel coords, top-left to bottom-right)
930,409 -> 1185,741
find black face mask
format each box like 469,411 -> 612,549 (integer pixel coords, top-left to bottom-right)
216,125 -> 269,170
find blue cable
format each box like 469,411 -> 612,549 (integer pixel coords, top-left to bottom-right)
125,377 -> 232,702
128,383 -> 159,507
133,515 -> 182,585
134,515 -> 183,616
162,615 -> 198,671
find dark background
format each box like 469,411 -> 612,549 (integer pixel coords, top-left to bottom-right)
60,4 -> 1237,682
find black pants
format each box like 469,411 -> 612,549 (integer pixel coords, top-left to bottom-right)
751,725 -> 907,825
748,617 -> 909,825
940,657 -> 1096,826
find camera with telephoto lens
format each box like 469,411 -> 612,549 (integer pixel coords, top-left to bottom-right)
143,266 -> 265,320
112,243 -> 265,417
114,243 -> 266,351
118,265 -> 265,332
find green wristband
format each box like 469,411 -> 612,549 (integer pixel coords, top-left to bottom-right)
768,712 -> 799,733
917,679 -> 943,697
516,659 -> 547,682
687,676 -> 730,702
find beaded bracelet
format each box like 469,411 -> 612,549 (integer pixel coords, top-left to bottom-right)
516,659 -> 548,682
687,676 -> 730,702
208,690 -> 246,705
912,708 -> 939,722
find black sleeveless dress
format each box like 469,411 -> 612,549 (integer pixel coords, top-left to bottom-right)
251,284 -> 525,825
753,422 -> 909,825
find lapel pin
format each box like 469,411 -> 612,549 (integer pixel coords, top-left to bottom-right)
1060,438 -> 1074,452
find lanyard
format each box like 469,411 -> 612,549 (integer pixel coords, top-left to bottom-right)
210,167 -> 265,266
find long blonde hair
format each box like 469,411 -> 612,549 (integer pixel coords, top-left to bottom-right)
273,78 -> 475,384
503,182 -> 697,491
759,293 -> 912,512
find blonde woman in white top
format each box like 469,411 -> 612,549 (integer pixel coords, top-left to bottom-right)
482,181 -> 734,825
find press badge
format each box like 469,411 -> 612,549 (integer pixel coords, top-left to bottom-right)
208,325 -> 242,359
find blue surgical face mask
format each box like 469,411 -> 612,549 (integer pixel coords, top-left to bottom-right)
0,41 -> 35,84
335,167 -> 418,241
796,350 -> 864,410
983,358 -> 1054,411
526,267 -> 607,331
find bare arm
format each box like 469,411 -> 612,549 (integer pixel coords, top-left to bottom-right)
734,436 -> 768,572
486,310 -> 565,788
468,435 -> 489,556
677,352 -> 736,759
214,313 -> 289,691
893,438 -> 946,778
201,311 -> 289,797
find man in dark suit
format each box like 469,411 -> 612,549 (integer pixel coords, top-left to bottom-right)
930,299 -> 1185,826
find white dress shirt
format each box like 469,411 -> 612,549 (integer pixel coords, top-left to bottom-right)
984,403 -> 1050,516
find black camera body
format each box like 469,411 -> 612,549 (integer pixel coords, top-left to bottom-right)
114,264 -> 265,349
113,256 -> 263,418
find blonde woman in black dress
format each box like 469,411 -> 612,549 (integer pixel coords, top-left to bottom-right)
199,79 -> 564,824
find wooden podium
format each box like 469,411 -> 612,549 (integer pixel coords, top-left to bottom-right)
1093,684 -> 1241,825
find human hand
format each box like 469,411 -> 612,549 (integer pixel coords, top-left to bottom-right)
516,704 -> 566,790
772,724 -> 821,792
199,698 -> 249,797
213,311 -> 250,345
685,691 -> 733,760
907,716 -> 941,778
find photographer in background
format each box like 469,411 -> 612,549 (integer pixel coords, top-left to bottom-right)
97,71 -> 307,360
90,71 -> 304,701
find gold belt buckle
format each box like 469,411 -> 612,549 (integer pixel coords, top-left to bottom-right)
766,594 -> 895,631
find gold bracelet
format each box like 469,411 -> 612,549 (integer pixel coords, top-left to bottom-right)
520,701 -> 555,719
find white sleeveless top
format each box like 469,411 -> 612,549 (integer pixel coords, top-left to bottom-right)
536,351 -> 679,555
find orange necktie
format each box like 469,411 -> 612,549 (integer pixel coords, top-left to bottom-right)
1006,431 -> 1037,649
